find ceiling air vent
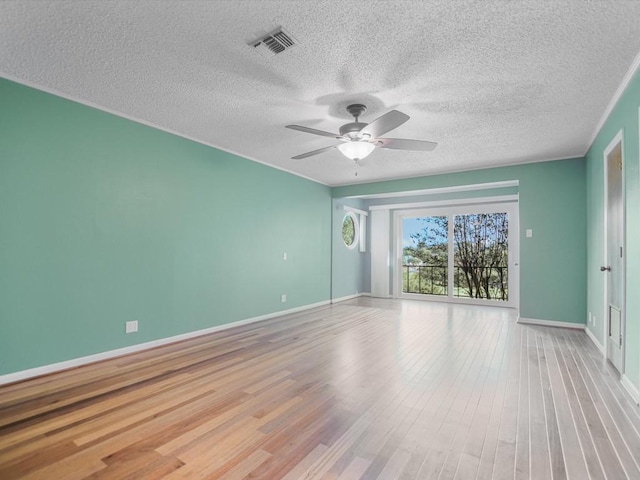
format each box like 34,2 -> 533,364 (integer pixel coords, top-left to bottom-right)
250,27 -> 298,57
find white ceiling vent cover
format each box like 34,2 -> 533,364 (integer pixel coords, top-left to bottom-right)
250,28 -> 298,57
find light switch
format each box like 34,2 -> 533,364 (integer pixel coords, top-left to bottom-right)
526,229 -> 533,238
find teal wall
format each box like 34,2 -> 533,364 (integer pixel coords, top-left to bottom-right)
11,66 -> 637,389
0,78 -> 332,376
362,186 -> 520,207
585,69 -> 640,390
333,158 -> 587,324
331,198 -> 366,299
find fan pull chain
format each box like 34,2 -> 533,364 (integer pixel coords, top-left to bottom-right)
354,159 -> 359,176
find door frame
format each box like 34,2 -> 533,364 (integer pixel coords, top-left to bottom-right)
392,200 -> 519,309
602,129 -> 626,371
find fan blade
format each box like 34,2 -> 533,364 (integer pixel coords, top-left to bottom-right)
291,145 -> 337,159
358,110 -> 409,139
286,125 -> 341,139
378,138 -> 438,151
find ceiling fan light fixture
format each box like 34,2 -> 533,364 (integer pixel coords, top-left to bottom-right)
338,141 -> 375,161
287,104 -> 437,161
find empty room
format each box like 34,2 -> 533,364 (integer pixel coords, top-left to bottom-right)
2,1 -> 640,479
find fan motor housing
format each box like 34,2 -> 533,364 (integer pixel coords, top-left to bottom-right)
339,122 -> 367,137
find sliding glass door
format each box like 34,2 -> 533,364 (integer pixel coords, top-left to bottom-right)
396,202 -> 518,308
453,212 -> 509,301
402,216 -> 448,296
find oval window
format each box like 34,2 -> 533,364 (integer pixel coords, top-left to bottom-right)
342,212 -> 359,249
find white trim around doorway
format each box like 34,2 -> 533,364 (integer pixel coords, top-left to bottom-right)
602,130 -> 626,373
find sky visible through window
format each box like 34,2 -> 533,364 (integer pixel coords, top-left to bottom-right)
403,217 -> 440,248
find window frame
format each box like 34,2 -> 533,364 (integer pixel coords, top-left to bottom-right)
342,211 -> 360,250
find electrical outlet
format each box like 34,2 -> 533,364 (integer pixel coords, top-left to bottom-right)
526,229 -> 533,238
281,294 -> 287,303
588,311 -> 592,325
125,320 -> 138,333
283,252 -> 287,261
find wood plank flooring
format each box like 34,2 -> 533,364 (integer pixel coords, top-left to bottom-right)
1,298 -> 639,479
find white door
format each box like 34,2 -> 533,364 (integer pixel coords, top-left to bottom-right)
604,135 -> 624,373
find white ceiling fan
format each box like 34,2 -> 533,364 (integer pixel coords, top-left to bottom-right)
286,104 -> 437,162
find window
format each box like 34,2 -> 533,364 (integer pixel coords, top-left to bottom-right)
342,212 -> 359,249
394,201 -> 518,308
402,215 -> 448,296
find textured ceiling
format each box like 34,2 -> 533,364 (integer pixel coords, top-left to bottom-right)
1,1 -> 640,186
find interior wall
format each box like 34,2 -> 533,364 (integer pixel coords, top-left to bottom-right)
362,186 -> 520,208
585,68 -> 640,392
0,78 -> 332,376
331,198 -> 366,299
333,158 -> 587,325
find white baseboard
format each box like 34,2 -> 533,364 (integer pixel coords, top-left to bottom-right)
621,374 -> 640,405
584,326 -> 606,355
0,299 -> 331,386
331,293 -> 361,303
331,292 -> 371,304
518,317 -> 585,330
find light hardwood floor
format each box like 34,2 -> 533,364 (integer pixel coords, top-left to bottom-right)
1,298 -> 639,479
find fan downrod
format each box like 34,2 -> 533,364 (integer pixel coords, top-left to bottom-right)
346,104 -> 367,121
340,104 -> 369,137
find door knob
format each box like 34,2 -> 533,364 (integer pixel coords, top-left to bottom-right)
600,266 -> 611,272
